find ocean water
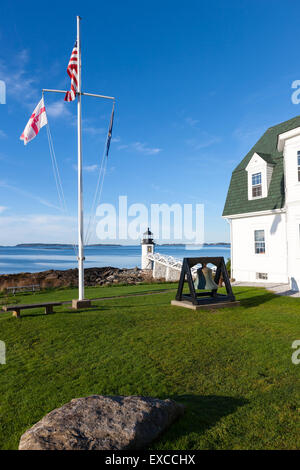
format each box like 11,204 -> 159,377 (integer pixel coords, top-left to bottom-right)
0,245 -> 230,275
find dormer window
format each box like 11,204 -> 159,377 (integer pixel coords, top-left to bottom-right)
245,153 -> 274,201
297,150 -> 300,182
252,172 -> 262,198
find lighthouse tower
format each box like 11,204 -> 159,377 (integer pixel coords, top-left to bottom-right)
141,227 -> 155,269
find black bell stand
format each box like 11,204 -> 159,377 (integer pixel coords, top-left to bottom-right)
171,257 -> 240,310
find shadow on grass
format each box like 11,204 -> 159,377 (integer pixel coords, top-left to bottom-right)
233,288 -> 267,296
94,303 -> 170,309
239,293 -> 276,308
156,394 -> 248,447
8,307 -> 108,318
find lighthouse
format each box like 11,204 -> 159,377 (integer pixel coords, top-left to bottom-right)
141,227 -> 155,269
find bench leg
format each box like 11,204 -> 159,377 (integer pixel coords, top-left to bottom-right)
12,310 -> 20,318
45,305 -> 53,315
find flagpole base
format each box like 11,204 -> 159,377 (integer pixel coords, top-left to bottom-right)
72,299 -> 92,310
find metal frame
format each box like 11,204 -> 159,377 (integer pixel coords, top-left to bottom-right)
42,89 -> 115,100
175,257 -> 235,306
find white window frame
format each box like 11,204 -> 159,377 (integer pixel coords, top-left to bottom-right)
298,223 -> 300,259
251,172 -> 262,198
254,229 -> 266,254
256,272 -> 268,280
245,153 -> 273,200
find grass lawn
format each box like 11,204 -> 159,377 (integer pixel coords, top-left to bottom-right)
0,283 -> 299,450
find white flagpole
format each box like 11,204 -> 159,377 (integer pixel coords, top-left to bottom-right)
77,15 -> 84,301
41,17 -> 116,309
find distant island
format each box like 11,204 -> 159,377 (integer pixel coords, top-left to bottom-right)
16,244 -> 74,248
87,244 -> 122,247
15,243 -> 122,248
204,242 -> 231,246
159,242 -> 230,246
2,242 -> 231,248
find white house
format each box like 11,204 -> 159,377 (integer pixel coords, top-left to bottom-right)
223,115 -> 300,291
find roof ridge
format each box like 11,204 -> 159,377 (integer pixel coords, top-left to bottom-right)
266,114 -> 300,132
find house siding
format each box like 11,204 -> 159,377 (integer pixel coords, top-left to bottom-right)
282,133 -> 300,290
231,213 -> 288,284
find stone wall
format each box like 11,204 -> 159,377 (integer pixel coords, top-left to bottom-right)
153,263 -> 167,280
153,262 -> 181,282
0,267 -> 155,292
165,266 -> 181,282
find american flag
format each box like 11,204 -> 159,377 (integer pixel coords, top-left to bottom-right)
64,41 -> 78,102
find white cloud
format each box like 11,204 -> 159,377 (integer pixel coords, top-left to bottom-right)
233,126 -> 264,145
115,138 -> 162,155
0,214 -> 77,245
17,49 -> 30,64
0,181 -> 60,211
83,126 -> 106,136
73,164 -> 100,173
0,49 -> 37,106
186,135 -> 221,150
83,164 -> 99,172
116,141 -> 162,155
151,184 -> 173,195
185,117 -> 200,127
132,142 -> 162,155
0,206 -> 7,213
46,100 -> 72,118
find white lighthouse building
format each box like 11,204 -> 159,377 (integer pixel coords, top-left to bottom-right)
141,228 -> 155,270
223,115 -> 300,291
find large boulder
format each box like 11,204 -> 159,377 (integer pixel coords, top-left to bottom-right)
19,395 -> 184,450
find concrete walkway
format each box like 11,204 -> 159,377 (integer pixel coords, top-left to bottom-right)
60,287 -> 178,305
232,282 -> 300,298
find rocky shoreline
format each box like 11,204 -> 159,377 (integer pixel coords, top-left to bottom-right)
0,267 -> 157,292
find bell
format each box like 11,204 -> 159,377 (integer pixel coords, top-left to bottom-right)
194,268 -> 206,290
194,265 -> 218,290
202,266 -> 218,290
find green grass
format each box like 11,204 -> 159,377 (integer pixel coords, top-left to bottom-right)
0,284 -> 299,450
0,281 -> 177,306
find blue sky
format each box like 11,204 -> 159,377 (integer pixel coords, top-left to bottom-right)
1,0 -> 300,245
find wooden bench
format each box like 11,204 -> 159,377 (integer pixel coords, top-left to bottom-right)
2,302 -> 62,318
6,285 -> 41,296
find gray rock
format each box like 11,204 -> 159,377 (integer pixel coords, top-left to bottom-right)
18,395 -> 184,450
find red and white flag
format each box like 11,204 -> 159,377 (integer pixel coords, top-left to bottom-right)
20,97 -> 48,145
64,41 -> 78,102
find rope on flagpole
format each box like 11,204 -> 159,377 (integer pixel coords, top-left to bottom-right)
46,121 -> 78,257
46,124 -> 65,211
84,141 -> 108,246
84,101 -> 115,246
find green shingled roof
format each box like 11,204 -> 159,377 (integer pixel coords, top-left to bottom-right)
222,115 -> 300,216
255,152 -> 275,165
